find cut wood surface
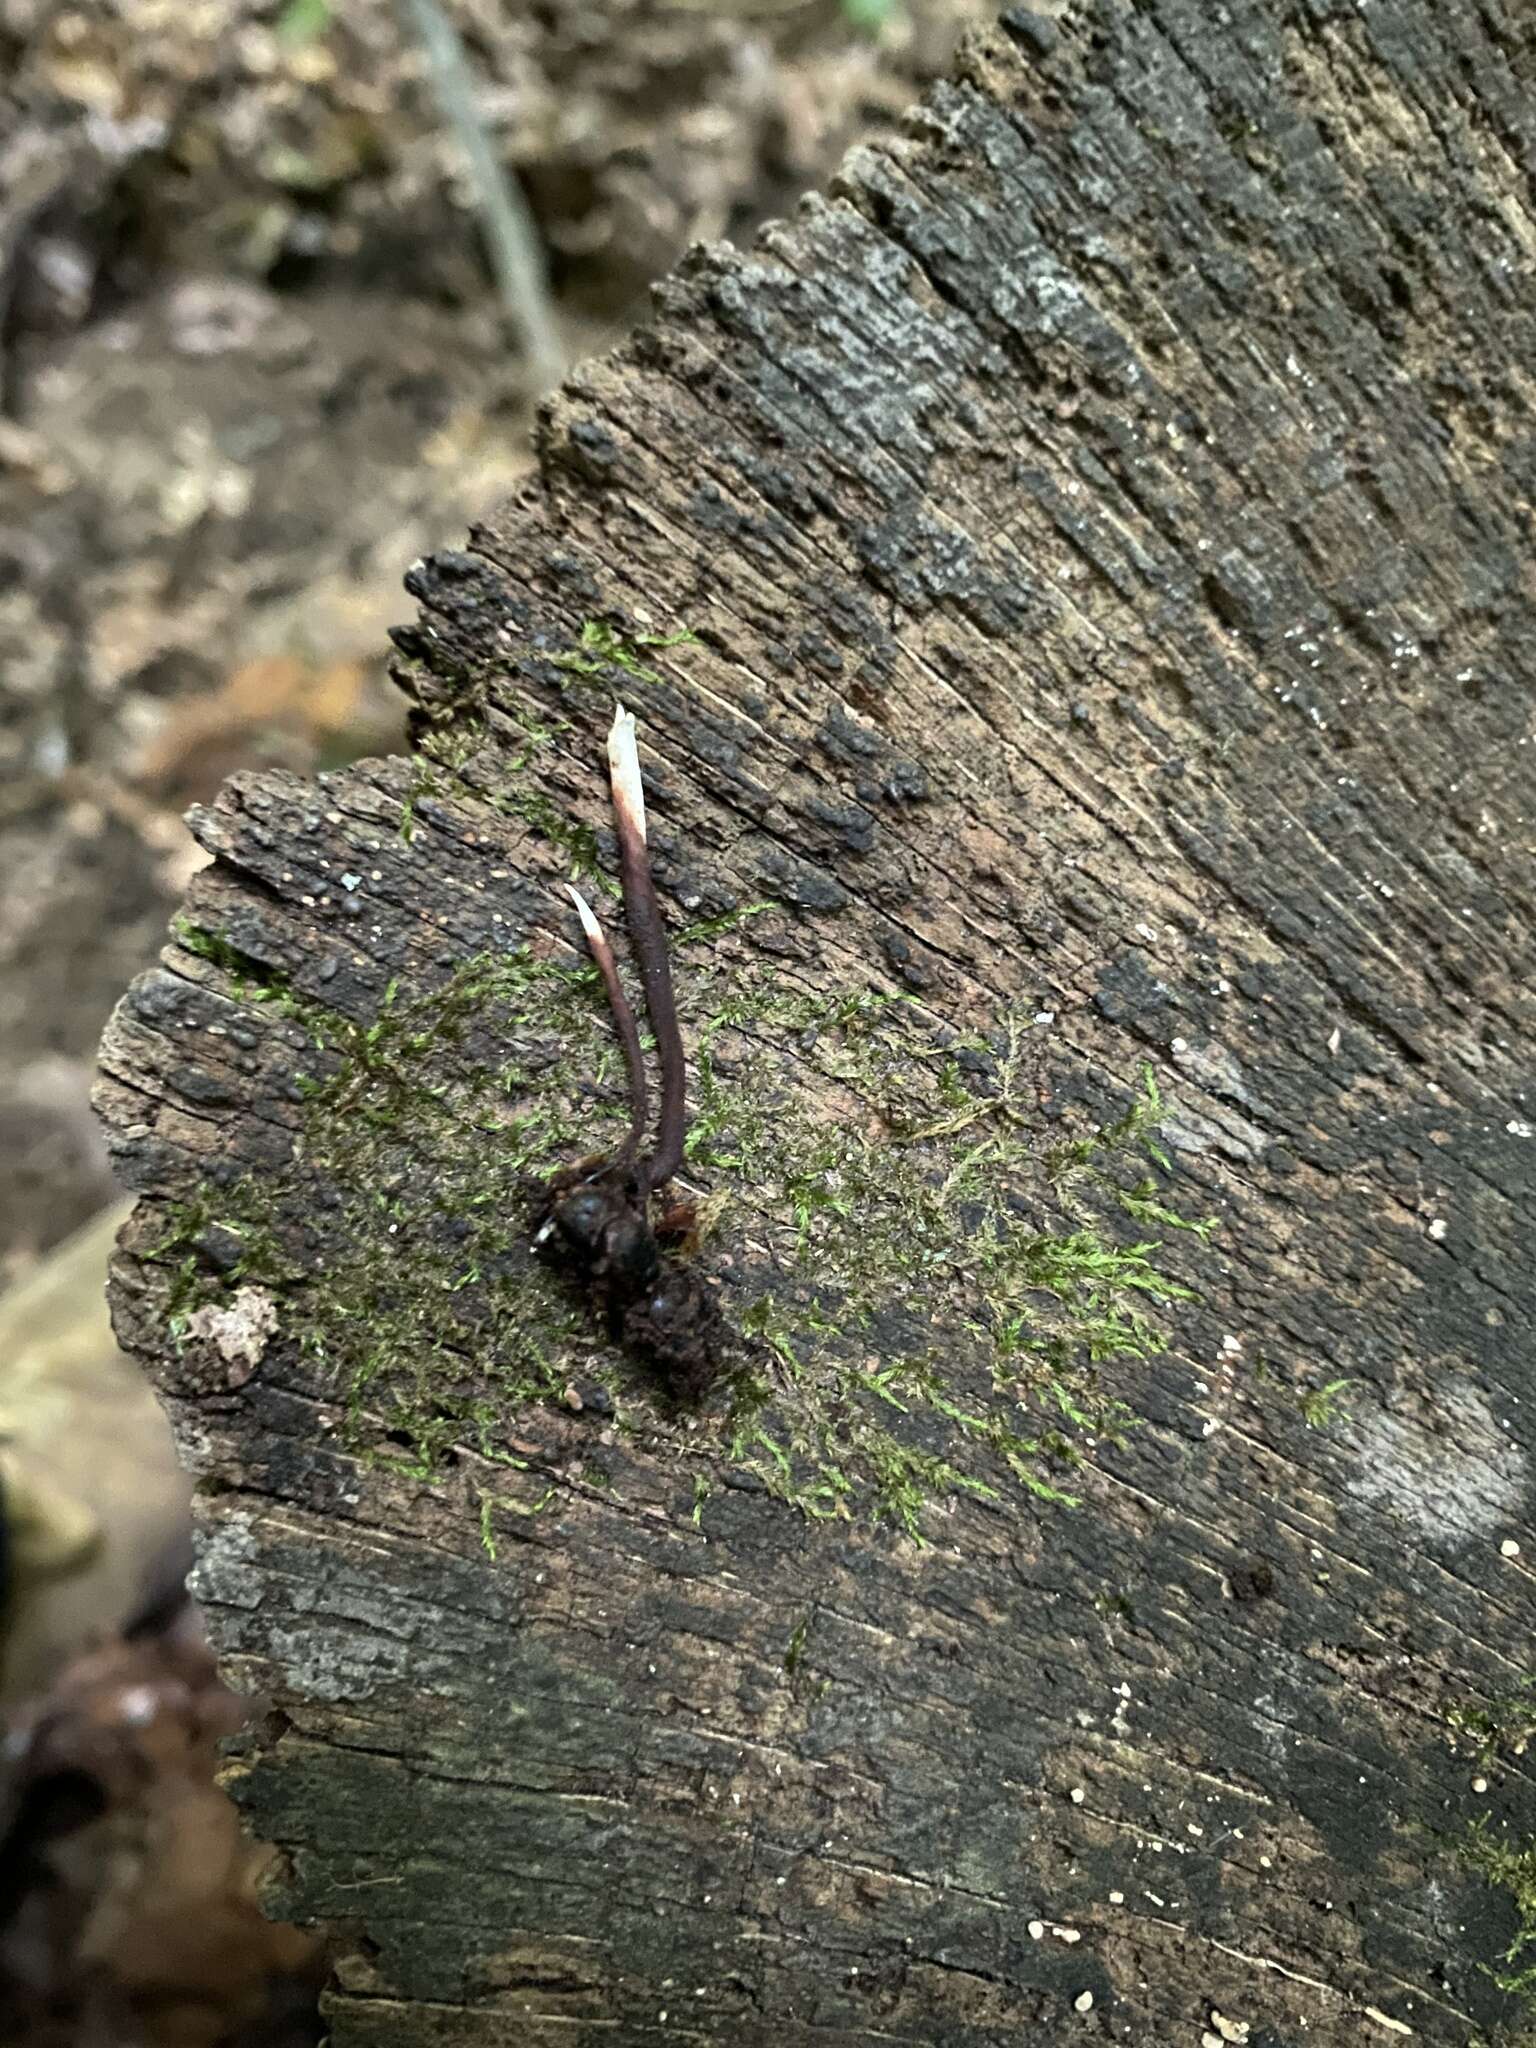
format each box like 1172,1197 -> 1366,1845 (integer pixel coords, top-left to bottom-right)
96,2 -> 1536,2042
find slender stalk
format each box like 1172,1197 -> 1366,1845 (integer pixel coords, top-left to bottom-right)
566,885 -> 649,1164
606,705 -> 687,1191
394,0 -> 562,390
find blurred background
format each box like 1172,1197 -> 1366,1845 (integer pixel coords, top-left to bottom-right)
0,0 -> 986,2038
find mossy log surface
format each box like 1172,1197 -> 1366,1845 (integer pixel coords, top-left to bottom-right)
97,2 -> 1536,2042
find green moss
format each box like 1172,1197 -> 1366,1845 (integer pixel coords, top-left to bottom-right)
151,892 -> 1211,1540
1460,1817 -> 1536,2007
676,1006 -> 1200,1533
418,696 -> 565,777
676,902 -> 775,947
395,763 -> 431,843
171,919 -> 308,1021
147,1179 -> 296,1338
784,1615 -> 810,1675
1239,1344 -> 1364,1438
782,1611 -> 830,1701
552,618 -> 698,689
1298,1376 -> 1357,1429
413,705 -> 624,889
492,787 -> 607,890
149,939 -> 621,1453
477,1481 -> 558,1559
1449,1681 -> 1536,1768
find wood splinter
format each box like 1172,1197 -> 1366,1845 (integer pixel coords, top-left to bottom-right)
531,703 -> 722,1398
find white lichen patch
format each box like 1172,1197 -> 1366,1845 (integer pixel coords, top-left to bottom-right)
187,1506 -> 265,1613
191,1509 -> 414,1702
1169,1035 -> 1259,1109
184,1284 -> 278,1384
1344,1382 -> 1526,1550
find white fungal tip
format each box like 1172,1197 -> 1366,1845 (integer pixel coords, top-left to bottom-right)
565,882 -> 604,943
607,701 -> 646,841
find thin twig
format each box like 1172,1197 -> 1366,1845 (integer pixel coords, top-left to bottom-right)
394,0 -> 562,390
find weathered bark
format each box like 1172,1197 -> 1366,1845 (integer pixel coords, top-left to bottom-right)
96,1 -> 1536,2042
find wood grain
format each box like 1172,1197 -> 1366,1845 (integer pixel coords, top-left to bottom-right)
96,2 -> 1536,2040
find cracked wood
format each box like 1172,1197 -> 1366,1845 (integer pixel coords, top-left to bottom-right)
96,1 -> 1536,2043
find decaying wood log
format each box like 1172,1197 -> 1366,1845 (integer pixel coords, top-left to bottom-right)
96,2 -> 1536,2041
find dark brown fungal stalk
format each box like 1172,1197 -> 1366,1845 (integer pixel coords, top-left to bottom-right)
564,883 -> 648,1165
607,704 -> 688,1191
531,705 -> 722,1399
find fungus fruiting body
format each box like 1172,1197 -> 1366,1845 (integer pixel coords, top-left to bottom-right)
532,706 -> 722,1398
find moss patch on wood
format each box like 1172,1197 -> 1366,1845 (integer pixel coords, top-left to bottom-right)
685,984 -> 1209,1532
1459,1816 -> 1536,2016
1449,1682 -> 1536,1769
549,617 -> 699,688
152,875 -> 1212,1539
